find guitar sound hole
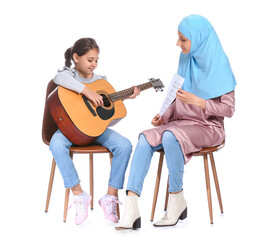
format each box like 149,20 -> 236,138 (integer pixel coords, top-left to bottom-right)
101,94 -> 111,108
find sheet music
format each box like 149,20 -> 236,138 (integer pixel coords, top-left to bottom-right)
159,73 -> 185,116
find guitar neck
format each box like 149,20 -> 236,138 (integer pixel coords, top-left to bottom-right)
109,82 -> 153,102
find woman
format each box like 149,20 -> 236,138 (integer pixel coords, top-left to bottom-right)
116,14 -> 236,230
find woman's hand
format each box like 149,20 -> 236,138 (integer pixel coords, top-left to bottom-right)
176,88 -> 206,110
82,87 -> 103,107
151,114 -> 163,127
126,86 -> 140,99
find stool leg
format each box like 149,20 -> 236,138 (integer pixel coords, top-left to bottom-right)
45,158 -> 56,212
164,176 -> 169,211
90,154 -> 94,210
203,154 -> 213,224
116,192 -> 120,219
209,153 -> 223,213
150,152 -> 164,221
109,152 -> 120,219
63,152 -> 74,222
63,188 -> 70,222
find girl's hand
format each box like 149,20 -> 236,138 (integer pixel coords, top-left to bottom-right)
82,87 -> 103,107
176,88 -> 206,110
127,86 -> 140,99
151,114 -> 163,127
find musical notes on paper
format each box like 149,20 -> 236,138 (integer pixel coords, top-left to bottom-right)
159,73 -> 184,116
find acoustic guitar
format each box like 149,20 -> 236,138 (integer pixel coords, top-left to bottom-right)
47,78 -> 164,146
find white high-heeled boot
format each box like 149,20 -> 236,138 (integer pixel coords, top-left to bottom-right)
153,190 -> 187,227
115,195 -> 141,230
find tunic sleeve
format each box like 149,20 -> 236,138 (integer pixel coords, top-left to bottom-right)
205,91 -> 235,118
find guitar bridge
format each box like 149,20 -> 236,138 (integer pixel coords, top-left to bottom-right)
82,95 -> 97,117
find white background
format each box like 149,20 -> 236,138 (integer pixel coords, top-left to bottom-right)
1,0 -> 279,239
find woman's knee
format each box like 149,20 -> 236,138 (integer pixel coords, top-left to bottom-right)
138,133 -> 148,144
136,134 -> 153,150
162,131 -> 177,146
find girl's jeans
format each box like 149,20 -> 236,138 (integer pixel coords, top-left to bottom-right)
49,128 -> 132,189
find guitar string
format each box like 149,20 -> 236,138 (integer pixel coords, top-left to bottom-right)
95,81 -> 161,104
109,82 -> 153,102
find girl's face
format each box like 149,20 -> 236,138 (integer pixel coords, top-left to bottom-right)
177,31 -> 191,54
73,48 -> 99,79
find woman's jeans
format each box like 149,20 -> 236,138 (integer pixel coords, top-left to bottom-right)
49,128 -> 132,189
126,131 -> 185,196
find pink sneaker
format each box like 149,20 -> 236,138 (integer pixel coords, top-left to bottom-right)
99,194 -> 122,223
69,192 -> 92,225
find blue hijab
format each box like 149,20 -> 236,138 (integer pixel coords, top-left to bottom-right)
178,15 -> 236,100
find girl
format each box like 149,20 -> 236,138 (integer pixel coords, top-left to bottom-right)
49,38 -> 140,225
116,15 -> 236,230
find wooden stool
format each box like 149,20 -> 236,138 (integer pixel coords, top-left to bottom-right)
45,145 -> 120,222
150,142 -> 225,224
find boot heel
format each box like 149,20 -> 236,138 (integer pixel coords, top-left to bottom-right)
179,207 -> 187,220
132,217 -> 141,229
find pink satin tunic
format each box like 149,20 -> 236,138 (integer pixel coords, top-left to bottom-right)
141,91 -> 235,163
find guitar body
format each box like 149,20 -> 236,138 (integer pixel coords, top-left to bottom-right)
47,79 -> 127,146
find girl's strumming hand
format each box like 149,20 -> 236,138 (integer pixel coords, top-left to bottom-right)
82,87 -> 103,107
152,114 -> 163,127
176,88 -> 206,110
127,86 -> 140,99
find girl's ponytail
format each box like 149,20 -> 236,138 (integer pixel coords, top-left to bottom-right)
64,38 -> 99,68
64,47 -> 72,68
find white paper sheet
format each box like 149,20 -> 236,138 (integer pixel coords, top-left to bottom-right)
159,73 -> 185,116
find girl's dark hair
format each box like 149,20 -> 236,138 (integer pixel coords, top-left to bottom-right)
64,38 -> 100,68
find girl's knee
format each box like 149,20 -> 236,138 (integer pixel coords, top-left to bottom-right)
49,137 -> 70,154
123,139 -> 133,154
116,137 -> 133,155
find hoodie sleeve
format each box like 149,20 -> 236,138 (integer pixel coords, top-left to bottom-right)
53,68 -> 85,93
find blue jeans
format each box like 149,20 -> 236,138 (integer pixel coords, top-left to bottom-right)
49,128 -> 132,189
126,131 -> 185,196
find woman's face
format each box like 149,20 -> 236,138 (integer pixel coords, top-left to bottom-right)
177,31 -> 191,54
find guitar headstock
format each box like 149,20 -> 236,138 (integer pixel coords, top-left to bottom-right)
149,78 -> 164,92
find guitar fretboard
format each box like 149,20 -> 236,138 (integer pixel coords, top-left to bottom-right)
109,82 -> 153,102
